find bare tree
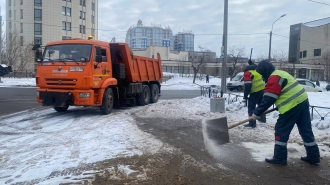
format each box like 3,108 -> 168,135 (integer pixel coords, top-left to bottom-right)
322,50 -> 330,82
190,46 -> 212,83
272,50 -> 288,70
228,46 -> 245,79
18,43 -> 35,71
178,53 -> 188,77
3,31 -> 21,69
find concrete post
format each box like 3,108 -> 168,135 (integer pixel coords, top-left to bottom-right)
210,97 -> 225,113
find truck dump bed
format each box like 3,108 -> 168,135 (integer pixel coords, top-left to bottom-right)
109,43 -> 163,83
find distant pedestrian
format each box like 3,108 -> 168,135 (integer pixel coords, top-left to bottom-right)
206,75 -> 209,83
316,79 -> 320,87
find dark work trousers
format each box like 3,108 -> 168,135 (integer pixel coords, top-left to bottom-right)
247,90 -> 265,126
273,99 -> 320,161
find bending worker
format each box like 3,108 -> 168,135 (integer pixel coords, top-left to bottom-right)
243,60 -> 266,128
251,60 -> 320,165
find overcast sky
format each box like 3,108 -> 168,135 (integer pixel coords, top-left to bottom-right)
1,0 -> 330,59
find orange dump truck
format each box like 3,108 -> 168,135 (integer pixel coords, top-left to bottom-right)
34,38 -> 163,114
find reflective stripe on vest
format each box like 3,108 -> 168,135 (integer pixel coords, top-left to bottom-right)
249,70 -> 265,93
271,70 -> 308,114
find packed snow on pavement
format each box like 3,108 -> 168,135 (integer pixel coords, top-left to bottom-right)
0,74 -> 329,184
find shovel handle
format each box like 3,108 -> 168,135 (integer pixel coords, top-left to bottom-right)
228,108 -> 277,129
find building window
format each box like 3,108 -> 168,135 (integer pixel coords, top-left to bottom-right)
63,0 -> 71,1
34,37 -> 42,45
20,36 -> 24,46
66,7 -> 71,16
62,36 -> 71,40
91,28 -> 94,36
20,0 -> 23,5
92,2 -> 95,11
8,10 -> 11,18
20,9 -> 23,19
34,23 -> 42,35
80,25 -> 86,34
62,7 -> 71,16
20,23 -> 23,33
303,50 -> 307,58
9,22 -> 12,29
80,11 -> 86,20
8,0 -> 11,6
34,9 -> 42,21
62,21 -> 71,31
34,0 -> 42,6
314,49 -> 321,57
80,0 -> 86,6
66,22 -> 71,31
91,15 -> 94,23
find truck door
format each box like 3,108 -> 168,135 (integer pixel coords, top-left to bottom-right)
92,46 -> 111,87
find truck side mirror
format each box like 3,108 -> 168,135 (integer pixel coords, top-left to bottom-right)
35,49 -> 42,63
95,55 -> 102,63
95,46 -> 101,55
95,46 -> 102,63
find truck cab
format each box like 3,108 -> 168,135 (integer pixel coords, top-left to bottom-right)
226,72 -> 244,91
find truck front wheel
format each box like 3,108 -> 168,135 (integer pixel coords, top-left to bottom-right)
150,84 -> 159,103
54,105 -> 69,112
137,85 -> 150,106
100,88 -> 114,115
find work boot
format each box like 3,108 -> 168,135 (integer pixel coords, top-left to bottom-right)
301,156 -> 320,164
265,157 -> 287,165
258,115 -> 266,123
243,124 -> 256,128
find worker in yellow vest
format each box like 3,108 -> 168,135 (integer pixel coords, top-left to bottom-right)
251,60 -> 320,165
243,61 -> 266,128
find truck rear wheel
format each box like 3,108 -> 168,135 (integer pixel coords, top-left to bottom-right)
100,88 -> 114,115
150,84 -> 159,103
137,85 -> 150,106
54,105 -> 69,112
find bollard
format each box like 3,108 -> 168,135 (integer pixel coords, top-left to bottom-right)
210,97 -> 225,113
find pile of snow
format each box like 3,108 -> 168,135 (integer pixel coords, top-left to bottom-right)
0,77 -> 36,86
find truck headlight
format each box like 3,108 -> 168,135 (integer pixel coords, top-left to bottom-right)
79,93 -> 90,98
70,67 -> 84,72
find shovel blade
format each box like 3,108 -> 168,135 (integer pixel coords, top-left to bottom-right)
203,117 -> 230,145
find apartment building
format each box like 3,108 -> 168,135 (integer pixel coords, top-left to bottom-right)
6,0 -> 98,47
174,31 -> 194,52
126,19 -> 174,51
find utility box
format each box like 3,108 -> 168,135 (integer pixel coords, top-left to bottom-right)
210,97 -> 225,113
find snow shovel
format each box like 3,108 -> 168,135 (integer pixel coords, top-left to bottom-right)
203,108 -> 277,145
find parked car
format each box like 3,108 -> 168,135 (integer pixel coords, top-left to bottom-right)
296,78 -> 323,92
326,84 -> 330,91
227,72 -> 244,91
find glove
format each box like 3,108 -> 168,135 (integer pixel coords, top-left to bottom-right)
250,113 -> 259,120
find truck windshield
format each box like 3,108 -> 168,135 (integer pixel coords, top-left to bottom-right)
43,44 -> 92,62
232,74 -> 243,81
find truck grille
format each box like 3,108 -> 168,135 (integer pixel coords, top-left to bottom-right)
45,78 -> 77,86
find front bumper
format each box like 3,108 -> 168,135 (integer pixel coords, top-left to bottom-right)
37,89 -> 95,106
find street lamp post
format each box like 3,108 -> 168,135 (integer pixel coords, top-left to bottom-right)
268,14 -> 286,62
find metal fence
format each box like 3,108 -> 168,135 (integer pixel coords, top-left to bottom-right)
2,70 -> 36,78
201,85 -> 330,121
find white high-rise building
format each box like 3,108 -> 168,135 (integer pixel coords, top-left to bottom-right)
6,0 -> 98,47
